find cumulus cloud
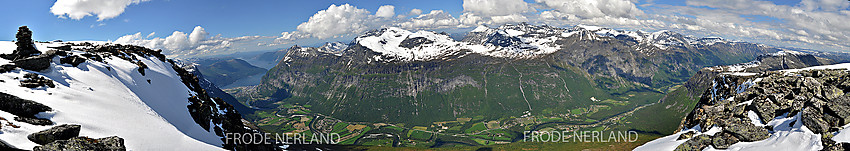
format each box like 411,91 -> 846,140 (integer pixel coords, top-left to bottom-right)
535,0 -> 643,19
668,0 -> 850,51
463,0 -> 533,16
114,26 -> 271,58
51,0 -> 149,21
376,5 -> 396,18
295,4 -> 374,39
409,9 -> 423,16
397,10 -> 465,30
459,0 -> 535,25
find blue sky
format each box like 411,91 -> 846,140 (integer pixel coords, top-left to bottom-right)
1,0 -> 848,58
0,0 -> 465,41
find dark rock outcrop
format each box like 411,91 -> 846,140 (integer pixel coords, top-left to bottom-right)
60,55 -> 86,67
711,132 -> 739,149
0,26 -> 40,61
677,131 -> 695,140
20,73 -> 55,88
14,116 -> 53,126
720,118 -> 770,142
28,124 -> 81,145
33,136 -> 125,151
1,26 -> 51,71
13,55 -> 51,71
675,134 -> 712,151
399,37 -> 433,49
0,92 -> 52,117
0,64 -> 15,73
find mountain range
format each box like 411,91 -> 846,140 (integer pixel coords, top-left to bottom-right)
222,23 -> 850,148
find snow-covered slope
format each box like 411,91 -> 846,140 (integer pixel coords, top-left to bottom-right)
0,41 -> 225,150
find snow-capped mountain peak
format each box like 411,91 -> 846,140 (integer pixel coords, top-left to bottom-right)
291,23 -> 749,63
355,27 -> 462,62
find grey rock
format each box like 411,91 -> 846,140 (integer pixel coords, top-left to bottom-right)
19,73 -> 55,88
13,55 -> 51,71
721,118 -> 770,142
751,99 -> 778,124
711,132 -> 739,149
33,136 -> 125,151
14,116 -> 53,126
675,134 -> 712,151
825,94 -> 850,125
677,131 -> 695,140
27,124 -> 81,145
0,91 -> 52,117
399,37 -> 433,49
60,55 -> 86,67
802,107 -> 829,133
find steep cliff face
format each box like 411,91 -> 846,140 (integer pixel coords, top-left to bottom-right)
637,59 -> 850,150
235,23 -> 786,125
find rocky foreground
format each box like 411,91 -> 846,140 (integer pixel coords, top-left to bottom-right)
638,60 -> 850,150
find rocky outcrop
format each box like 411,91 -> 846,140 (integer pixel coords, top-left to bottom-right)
675,67 -> 850,149
675,134 -> 711,151
170,60 -> 277,151
20,73 -> 55,88
674,51 -> 834,132
12,55 -> 51,71
60,55 -> 86,67
33,136 -> 125,151
14,116 -> 52,126
0,64 -> 15,73
710,132 -> 740,149
0,92 -> 52,117
0,26 -> 51,71
719,118 -> 769,142
28,124 -> 82,145
0,26 -> 40,60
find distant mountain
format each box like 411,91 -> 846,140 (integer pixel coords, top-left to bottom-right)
194,58 -> 266,87
234,22 -> 786,128
248,42 -> 349,69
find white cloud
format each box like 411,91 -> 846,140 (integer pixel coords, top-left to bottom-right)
114,26 -> 271,58
188,26 -> 209,46
409,9 -> 423,16
398,10 -> 465,30
376,5 -> 396,18
50,0 -> 149,21
535,0 -> 643,19
669,0 -> 850,51
463,0 -> 532,16
459,0 -> 535,25
295,4 -> 374,39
